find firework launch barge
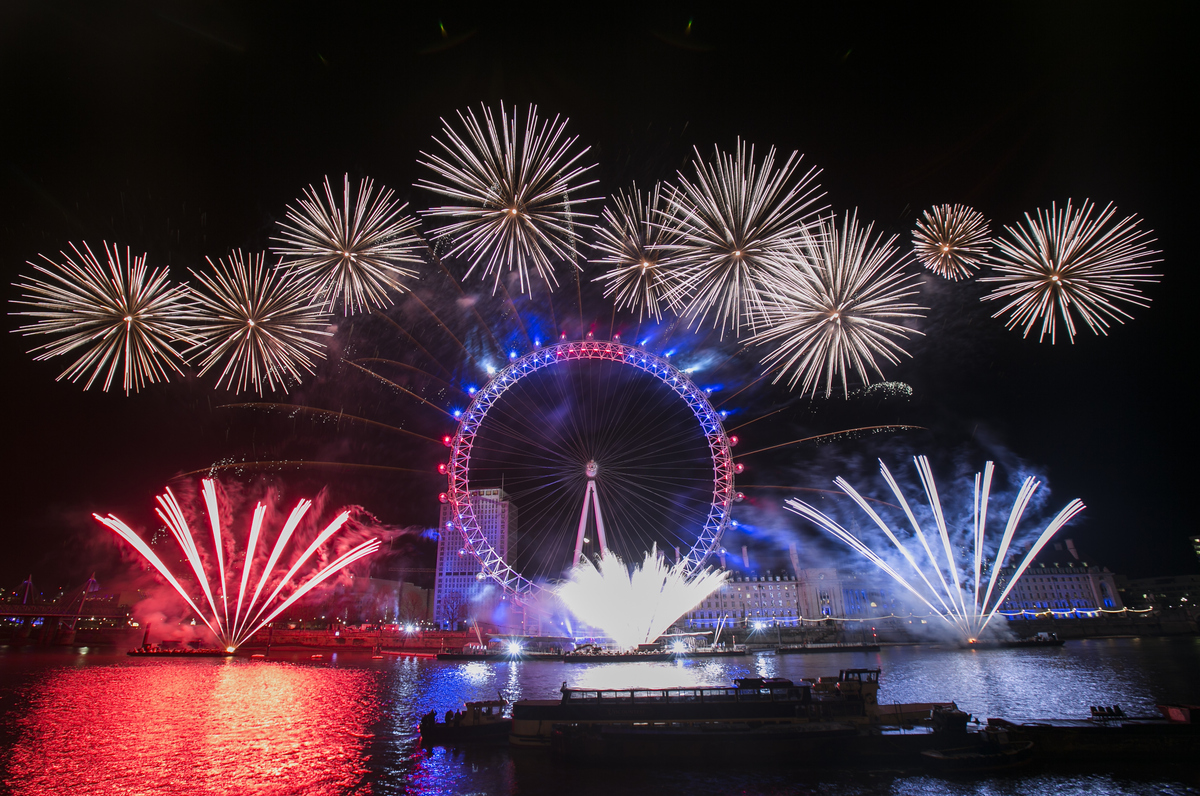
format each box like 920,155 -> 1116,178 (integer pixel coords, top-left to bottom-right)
511,669 -> 952,760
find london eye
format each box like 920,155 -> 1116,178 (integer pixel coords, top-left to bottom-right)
445,337 -> 737,597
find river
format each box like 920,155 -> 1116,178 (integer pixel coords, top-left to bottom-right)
2,637 -> 1197,795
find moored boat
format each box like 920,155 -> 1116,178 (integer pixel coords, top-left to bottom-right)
511,669 -> 900,747
420,700 -> 512,744
777,642 -> 881,654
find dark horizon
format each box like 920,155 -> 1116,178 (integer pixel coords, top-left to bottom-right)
2,2 -> 1194,591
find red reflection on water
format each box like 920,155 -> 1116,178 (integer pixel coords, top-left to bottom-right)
4,659 -> 380,795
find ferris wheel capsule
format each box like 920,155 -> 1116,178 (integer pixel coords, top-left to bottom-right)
734,492 -> 745,502
437,462 -> 447,474
728,435 -> 739,446
438,493 -> 449,504
734,462 -> 745,474
442,434 -> 453,446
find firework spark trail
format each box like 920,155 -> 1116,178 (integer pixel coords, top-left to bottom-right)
556,547 -> 728,650
591,182 -> 680,321
11,241 -> 192,394
659,140 -> 825,335
751,211 -> 926,398
201,480 -> 230,629
417,103 -> 601,294
980,199 -> 1162,343
784,455 -> 1085,640
912,204 -> 991,280
272,174 -> 423,315
95,479 -> 380,650
185,250 -> 332,395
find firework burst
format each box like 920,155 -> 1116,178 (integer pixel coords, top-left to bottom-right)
751,211 -> 926,398
95,478 -> 381,650
912,204 -> 991,280
556,547 -> 728,650
416,103 -> 600,293
591,182 -> 679,321
980,199 -> 1161,343
658,140 -> 825,334
785,456 -> 1085,641
271,174 -> 423,315
186,251 -> 332,395
10,241 -> 192,394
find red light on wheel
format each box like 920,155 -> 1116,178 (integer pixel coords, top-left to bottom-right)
437,463 -> 447,474
438,493 -> 449,504
735,492 -> 745,502
442,435 -> 453,446
729,435 -> 739,446
734,463 -> 745,474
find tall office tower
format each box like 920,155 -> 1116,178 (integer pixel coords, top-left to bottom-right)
432,488 -> 517,629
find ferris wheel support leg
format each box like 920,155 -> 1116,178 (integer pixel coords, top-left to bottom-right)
592,482 -> 608,558
572,479 -> 608,566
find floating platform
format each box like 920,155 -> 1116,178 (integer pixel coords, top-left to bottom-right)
127,648 -> 235,657
777,643 -> 881,654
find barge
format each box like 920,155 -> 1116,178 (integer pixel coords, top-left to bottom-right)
510,669 -> 934,748
777,642 -> 881,654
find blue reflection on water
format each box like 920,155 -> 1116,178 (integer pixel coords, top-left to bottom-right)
2,638 -> 1197,795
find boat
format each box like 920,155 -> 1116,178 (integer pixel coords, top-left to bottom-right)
777,642 -> 881,654
921,739 -> 1035,771
677,644 -> 750,658
551,719 -> 860,761
963,632 -> 1065,650
511,669 -> 895,747
561,649 -> 672,662
127,646 -> 235,657
419,700 -> 512,744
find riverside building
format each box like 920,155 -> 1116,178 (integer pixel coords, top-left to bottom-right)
432,489 -> 517,629
996,539 -> 1124,618
685,568 -> 895,628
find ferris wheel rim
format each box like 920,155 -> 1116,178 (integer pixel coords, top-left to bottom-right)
445,339 -> 735,597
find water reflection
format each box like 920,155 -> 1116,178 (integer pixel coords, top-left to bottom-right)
4,657 -> 380,795
1,638 -> 1197,795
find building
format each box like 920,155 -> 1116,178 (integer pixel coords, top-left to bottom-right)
996,539 -> 1123,618
432,489 -> 517,629
1122,575 -> 1200,612
684,568 -> 896,628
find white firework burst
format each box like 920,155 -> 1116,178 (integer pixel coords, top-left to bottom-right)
272,174 -> 423,315
186,251 -> 332,395
658,139 -> 825,334
912,203 -> 991,280
416,103 -> 600,294
785,455 -> 1085,641
751,211 -> 926,398
590,182 -> 679,321
11,241 -> 192,394
556,548 -> 728,651
980,199 -> 1161,343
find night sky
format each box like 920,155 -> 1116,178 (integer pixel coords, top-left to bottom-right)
2,2 -> 1194,591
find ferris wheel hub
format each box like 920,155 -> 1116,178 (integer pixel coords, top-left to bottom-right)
585,459 -> 599,478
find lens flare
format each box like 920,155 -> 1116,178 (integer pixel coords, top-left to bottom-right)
784,455 -> 1085,640
93,478 -> 381,650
